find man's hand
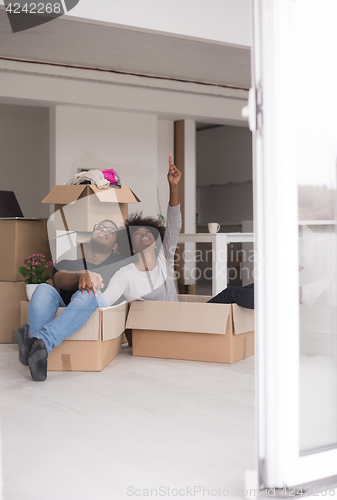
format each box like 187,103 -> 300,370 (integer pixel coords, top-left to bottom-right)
78,271 -> 104,296
167,153 -> 181,186
88,271 -> 104,294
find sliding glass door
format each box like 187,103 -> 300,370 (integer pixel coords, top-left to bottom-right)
252,0 -> 337,489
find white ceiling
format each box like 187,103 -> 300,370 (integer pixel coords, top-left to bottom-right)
0,9 -> 251,89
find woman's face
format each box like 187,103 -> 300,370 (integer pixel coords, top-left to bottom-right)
132,227 -> 156,253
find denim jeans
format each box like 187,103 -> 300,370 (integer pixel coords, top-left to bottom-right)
27,283 -> 100,354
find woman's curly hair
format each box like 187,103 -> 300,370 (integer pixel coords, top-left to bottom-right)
121,212 -> 166,257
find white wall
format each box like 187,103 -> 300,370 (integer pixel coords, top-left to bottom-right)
196,125 -> 252,224
46,0 -> 252,47
50,105 -> 158,217
0,104 -> 50,218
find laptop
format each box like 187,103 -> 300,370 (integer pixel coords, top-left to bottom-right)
0,191 -> 24,218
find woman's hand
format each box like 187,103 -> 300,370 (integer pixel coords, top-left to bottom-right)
167,153 -> 181,186
78,271 -> 104,296
167,154 -> 181,207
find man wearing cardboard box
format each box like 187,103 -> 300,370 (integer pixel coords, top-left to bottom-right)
15,218 -> 125,382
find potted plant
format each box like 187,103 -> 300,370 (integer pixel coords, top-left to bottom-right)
19,254 -> 54,300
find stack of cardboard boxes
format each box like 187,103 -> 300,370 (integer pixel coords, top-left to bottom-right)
0,218 -> 52,343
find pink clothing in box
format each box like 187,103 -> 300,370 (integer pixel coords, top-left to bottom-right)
101,169 -> 121,187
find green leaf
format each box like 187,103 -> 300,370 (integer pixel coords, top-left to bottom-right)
18,267 -> 30,277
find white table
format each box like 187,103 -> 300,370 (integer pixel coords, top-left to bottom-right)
177,233 -> 255,295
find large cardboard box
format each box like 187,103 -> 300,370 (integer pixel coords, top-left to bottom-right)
126,295 -> 254,364
0,219 -> 51,281
42,184 -> 140,232
21,300 -> 128,372
0,282 -> 27,343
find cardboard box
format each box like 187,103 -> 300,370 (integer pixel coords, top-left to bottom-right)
0,282 -> 27,343
126,295 -> 254,364
42,184 -> 140,232
21,300 -> 128,372
0,219 -> 52,282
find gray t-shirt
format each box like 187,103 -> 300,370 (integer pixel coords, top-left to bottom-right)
102,204 -> 181,306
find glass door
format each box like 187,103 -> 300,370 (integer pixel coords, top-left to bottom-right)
252,0 -> 337,490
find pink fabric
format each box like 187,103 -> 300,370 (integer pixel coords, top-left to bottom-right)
101,169 -> 119,185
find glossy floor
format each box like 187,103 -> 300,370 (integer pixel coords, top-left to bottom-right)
0,344 -> 255,500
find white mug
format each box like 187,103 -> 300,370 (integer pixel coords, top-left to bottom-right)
208,223 -> 220,234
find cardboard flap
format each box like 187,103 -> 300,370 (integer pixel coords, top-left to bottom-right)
232,304 -> 254,335
115,185 -> 140,203
92,186 -> 119,203
42,185 -> 87,204
42,184 -> 140,205
127,187 -> 141,203
178,294 -> 211,303
101,301 -> 128,341
88,185 -> 140,203
126,300 -> 230,335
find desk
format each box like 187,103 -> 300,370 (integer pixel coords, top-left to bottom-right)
177,233 -> 255,295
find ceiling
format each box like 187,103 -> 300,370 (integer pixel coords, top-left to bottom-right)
0,9 -> 251,89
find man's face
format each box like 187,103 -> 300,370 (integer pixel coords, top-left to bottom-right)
91,220 -> 118,253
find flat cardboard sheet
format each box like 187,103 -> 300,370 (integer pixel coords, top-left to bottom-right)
0,282 -> 27,343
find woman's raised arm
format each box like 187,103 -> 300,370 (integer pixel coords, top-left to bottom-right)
167,153 -> 181,207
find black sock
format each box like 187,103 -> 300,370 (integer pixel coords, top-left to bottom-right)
14,324 -> 33,366
27,338 -> 48,382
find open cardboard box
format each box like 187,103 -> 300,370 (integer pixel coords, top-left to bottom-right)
21,300 -> 128,372
42,184 -> 140,232
0,219 -> 51,281
0,282 -> 27,343
126,295 -> 255,364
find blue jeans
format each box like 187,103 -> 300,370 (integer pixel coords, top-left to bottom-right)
27,283 -> 103,354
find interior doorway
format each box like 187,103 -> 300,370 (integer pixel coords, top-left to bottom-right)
195,123 -> 254,295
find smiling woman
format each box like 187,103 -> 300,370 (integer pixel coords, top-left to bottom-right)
127,214 -> 166,261
99,154 -> 182,307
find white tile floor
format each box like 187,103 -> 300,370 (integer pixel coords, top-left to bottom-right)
0,343 -> 255,500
